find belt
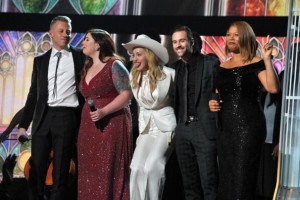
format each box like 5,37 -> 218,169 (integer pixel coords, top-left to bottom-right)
47,106 -> 78,111
185,115 -> 199,125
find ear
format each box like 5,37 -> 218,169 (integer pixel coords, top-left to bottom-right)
95,43 -> 100,51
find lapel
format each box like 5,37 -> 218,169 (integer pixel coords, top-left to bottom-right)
194,54 -> 204,105
40,50 -> 52,94
152,72 -> 171,108
70,46 -> 82,83
131,71 -> 171,109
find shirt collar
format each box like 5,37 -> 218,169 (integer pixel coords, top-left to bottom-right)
51,45 -> 71,57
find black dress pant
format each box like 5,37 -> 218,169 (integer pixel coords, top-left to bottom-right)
29,107 -> 79,200
174,122 -> 218,200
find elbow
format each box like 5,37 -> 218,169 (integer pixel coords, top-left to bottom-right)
266,86 -> 280,94
121,90 -> 133,104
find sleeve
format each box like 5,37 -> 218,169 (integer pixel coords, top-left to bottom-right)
18,57 -> 39,130
255,60 -> 266,74
111,60 -> 131,93
205,53 -> 220,92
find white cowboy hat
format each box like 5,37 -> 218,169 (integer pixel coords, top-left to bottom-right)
122,34 -> 169,65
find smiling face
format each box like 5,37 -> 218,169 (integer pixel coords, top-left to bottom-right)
49,21 -> 71,51
132,47 -> 149,72
171,30 -> 193,61
82,32 -> 99,57
225,25 -> 240,54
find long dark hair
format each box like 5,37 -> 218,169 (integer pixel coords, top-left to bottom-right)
81,29 -> 124,78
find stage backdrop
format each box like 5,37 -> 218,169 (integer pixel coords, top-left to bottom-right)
0,0 -> 290,177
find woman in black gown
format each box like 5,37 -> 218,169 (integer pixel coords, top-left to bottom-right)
209,21 -> 279,200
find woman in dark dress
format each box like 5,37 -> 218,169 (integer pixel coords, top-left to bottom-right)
78,29 -> 132,200
209,21 -> 279,200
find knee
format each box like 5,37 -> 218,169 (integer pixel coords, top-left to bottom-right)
131,166 -> 144,177
144,161 -> 165,177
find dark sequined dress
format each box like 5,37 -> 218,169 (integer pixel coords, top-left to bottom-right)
216,60 -> 266,200
78,59 -> 132,200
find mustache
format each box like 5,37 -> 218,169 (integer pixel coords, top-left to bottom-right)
175,46 -> 184,50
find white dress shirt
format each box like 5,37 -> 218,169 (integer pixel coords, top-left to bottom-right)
47,47 -> 79,107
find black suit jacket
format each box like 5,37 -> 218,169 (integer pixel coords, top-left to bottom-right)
172,53 -> 220,139
18,46 -> 85,135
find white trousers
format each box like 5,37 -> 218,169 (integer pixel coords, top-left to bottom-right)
130,119 -> 173,200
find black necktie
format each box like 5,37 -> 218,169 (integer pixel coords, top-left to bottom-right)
183,62 -> 188,123
52,52 -> 62,98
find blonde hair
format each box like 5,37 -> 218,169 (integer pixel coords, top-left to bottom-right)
131,48 -> 165,93
225,21 -> 257,63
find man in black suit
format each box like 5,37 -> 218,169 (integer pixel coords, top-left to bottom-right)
170,25 -> 219,200
17,16 -> 85,200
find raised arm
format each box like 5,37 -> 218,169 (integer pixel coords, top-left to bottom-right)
258,35 -> 279,94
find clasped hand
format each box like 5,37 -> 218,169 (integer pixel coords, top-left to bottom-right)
90,108 -> 105,122
209,99 -> 221,112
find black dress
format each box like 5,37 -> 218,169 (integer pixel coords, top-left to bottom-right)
216,60 -> 266,200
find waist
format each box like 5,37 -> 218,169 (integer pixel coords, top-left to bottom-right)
183,115 -> 199,125
47,106 -> 78,111
187,115 -> 198,122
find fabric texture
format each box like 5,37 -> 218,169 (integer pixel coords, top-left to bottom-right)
77,58 -> 132,200
129,66 -> 176,200
216,60 -> 266,200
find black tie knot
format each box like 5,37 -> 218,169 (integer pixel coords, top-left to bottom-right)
56,51 -> 62,59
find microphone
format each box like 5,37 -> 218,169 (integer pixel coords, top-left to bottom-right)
87,98 -> 102,131
19,135 -> 29,144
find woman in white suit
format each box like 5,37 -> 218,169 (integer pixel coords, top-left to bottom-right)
123,35 -> 176,200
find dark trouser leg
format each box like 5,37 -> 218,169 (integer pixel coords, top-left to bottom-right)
192,123 -> 218,200
48,108 -> 79,200
30,113 -> 52,200
175,123 -> 203,200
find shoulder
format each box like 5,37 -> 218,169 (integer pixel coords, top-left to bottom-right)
170,59 -> 183,69
112,59 -> 126,68
35,49 -> 51,61
163,66 -> 175,73
70,46 -> 84,57
70,46 -> 82,52
204,53 -> 220,62
162,66 -> 175,80
252,56 -> 262,62
112,59 -> 129,74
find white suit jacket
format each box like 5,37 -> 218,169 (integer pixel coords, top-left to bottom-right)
130,66 -> 177,133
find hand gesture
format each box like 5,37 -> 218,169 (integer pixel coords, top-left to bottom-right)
261,35 -> 273,59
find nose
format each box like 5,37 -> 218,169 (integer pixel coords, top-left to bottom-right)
173,42 -> 179,49
229,34 -> 235,39
64,31 -> 70,38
